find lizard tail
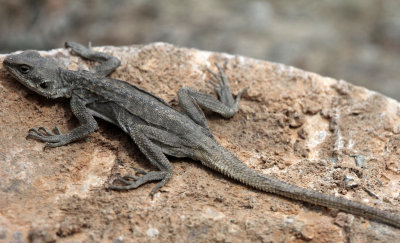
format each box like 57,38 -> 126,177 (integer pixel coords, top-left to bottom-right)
202,147 -> 400,228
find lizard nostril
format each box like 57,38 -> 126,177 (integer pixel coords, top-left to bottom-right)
3,58 -> 10,65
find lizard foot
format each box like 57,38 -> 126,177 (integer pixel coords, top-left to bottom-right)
109,170 -> 172,197
65,42 -> 92,56
207,62 -> 247,111
27,126 -> 69,148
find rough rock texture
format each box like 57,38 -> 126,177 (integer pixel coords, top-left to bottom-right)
1,43 -> 400,242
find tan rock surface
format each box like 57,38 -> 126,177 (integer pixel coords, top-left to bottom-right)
0,43 -> 400,242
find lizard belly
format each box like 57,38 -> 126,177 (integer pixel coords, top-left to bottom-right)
86,101 -> 145,134
87,102 -> 118,125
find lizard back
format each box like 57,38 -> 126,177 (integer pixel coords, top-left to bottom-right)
74,74 -> 198,135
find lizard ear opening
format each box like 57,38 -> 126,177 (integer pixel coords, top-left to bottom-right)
39,81 -> 51,89
40,82 -> 48,89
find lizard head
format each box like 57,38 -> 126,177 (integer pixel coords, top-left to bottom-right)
3,50 -> 70,99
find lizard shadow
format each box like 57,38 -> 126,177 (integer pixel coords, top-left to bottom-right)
1,69 -> 241,192
96,114 -> 242,189
103,121 -> 329,217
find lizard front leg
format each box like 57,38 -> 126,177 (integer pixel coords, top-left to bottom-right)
28,95 -> 98,148
178,63 -> 247,127
65,41 -> 121,77
109,124 -> 191,196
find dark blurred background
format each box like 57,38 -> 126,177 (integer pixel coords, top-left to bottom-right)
1,0 -> 400,99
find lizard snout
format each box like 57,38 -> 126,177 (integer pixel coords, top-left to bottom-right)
3,56 -> 12,66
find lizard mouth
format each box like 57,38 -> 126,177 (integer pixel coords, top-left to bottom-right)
4,66 -> 34,88
4,65 -> 54,98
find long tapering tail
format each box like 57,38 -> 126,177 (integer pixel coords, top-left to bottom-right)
201,146 -> 400,228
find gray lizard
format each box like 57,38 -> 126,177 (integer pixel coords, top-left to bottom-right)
3,42 -> 400,228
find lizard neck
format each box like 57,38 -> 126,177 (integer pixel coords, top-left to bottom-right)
55,69 -> 78,98
60,69 -> 78,86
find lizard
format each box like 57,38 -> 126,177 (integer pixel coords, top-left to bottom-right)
2,42 -> 400,228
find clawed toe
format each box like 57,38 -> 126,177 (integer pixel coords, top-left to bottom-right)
109,171 -> 172,197
65,41 -> 88,51
26,126 -> 68,148
132,167 -> 148,175
110,176 -> 134,185
207,63 -> 247,113
28,126 -> 62,138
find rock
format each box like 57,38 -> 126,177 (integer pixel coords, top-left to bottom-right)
0,43 -> 399,242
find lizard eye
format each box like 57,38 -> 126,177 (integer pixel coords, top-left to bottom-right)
19,64 -> 31,74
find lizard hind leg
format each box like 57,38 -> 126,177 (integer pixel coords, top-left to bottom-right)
178,63 -> 247,121
109,124 -> 189,196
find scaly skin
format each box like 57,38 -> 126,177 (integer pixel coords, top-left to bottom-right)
199,143 -> 400,228
3,42 -> 400,228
